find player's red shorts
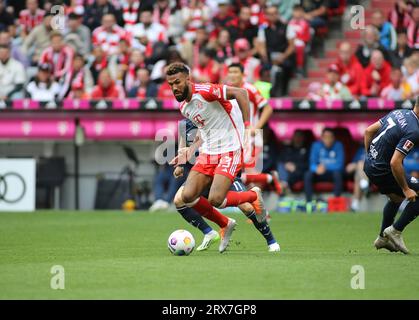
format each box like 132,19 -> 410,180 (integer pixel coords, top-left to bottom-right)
191,149 -> 242,181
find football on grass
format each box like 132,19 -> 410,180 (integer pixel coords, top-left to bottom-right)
168,230 -> 195,256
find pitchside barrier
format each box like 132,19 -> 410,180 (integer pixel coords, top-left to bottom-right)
0,98 -> 415,141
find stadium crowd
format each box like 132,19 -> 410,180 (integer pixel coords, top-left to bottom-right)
0,0 -> 417,101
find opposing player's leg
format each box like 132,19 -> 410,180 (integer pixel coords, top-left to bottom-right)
384,177 -> 419,254
374,193 -> 403,252
174,186 -> 220,251
182,170 -> 230,229
238,201 -> 280,252
229,178 -> 279,251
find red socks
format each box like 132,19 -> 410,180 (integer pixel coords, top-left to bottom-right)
243,173 -> 270,185
223,190 -> 257,207
192,197 -> 228,228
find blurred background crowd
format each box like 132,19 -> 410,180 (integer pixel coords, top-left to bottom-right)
0,0 -> 416,104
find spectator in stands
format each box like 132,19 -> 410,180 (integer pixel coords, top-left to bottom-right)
248,0 -> 268,27
300,0 -> 328,29
0,31 -> 29,67
223,38 -> 261,84
389,29 -> 414,68
69,54 -> 94,97
21,13 -> 53,65
212,0 -> 235,34
128,67 -> 158,98
307,81 -> 323,101
406,5 -> 418,49
39,31 -> 75,99
274,0 -> 300,22
304,128 -> 345,202
210,28 -> 234,64
68,82 -> 90,99
84,0 -> 122,31
181,0 -> 210,42
151,48 -> 185,83
404,147 -> 419,179
92,13 -> 130,56
335,41 -> 363,97
277,129 -> 310,192
355,25 -> 389,68
192,48 -> 221,84
402,53 -> 419,96
254,64 -> 273,99
152,0 -> 172,29
0,44 -> 26,100
179,26 -> 209,68
65,11 -> 92,58
361,49 -> 392,97
288,4 -> 311,77
26,63 -> 60,102
345,147 -> 368,212
256,5 -> 295,97
0,0 -> 14,33
91,69 -> 126,99
226,5 -> 259,45
319,64 -> 353,100
132,8 -> 167,52
371,10 -> 397,51
19,0 -> 45,38
121,0 -> 143,33
123,49 -> 145,93
380,67 -> 412,100
388,0 -> 415,32
89,46 -> 109,83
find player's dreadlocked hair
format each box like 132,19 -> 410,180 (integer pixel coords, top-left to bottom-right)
166,62 -> 190,76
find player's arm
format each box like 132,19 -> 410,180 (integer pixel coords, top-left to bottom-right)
256,104 -> 273,130
364,121 -> 382,152
225,86 -> 250,125
170,131 -> 202,168
390,150 -> 417,201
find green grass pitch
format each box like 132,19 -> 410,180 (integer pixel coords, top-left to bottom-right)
1,210 -> 419,299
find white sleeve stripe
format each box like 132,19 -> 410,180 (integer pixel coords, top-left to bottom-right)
223,85 -> 227,100
396,147 -> 408,155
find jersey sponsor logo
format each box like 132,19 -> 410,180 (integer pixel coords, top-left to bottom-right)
403,140 -> 414,152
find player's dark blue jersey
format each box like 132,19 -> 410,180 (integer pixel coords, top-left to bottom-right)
179,119 -> 198,148
366,109 -> 419,175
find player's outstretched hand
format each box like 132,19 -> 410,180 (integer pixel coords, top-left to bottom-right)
403,188 -> 417,202
169,147 -> 192,167
173,166 -> 184,179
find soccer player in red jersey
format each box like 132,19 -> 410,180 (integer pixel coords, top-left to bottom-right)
166,62 -> 266,252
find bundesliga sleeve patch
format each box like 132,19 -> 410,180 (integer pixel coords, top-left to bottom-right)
403,140 -> 415,152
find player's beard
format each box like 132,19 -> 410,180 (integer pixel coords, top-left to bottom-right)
174,86 -> 189,102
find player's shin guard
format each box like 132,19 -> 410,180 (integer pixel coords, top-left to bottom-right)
393,200 -> 419,232
380,201 -> 402,236
177,206 -> 213,235
219,190 -> 257,208
186,197 -> 228,228
246,210 -> 276,245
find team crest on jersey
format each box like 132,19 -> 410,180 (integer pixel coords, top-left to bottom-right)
196,101 -> 203,109
403,140 -> 414,152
